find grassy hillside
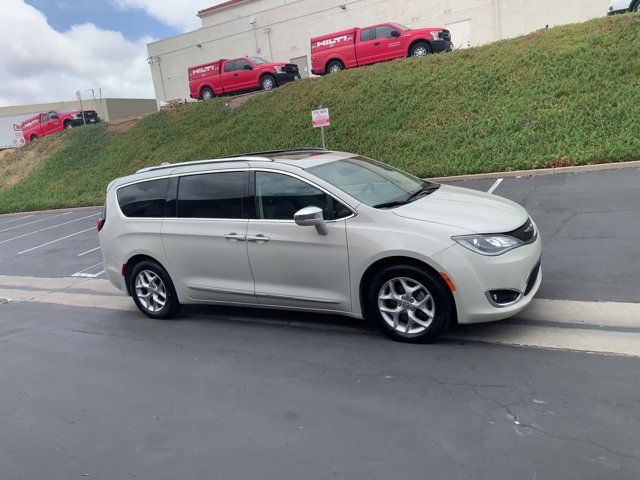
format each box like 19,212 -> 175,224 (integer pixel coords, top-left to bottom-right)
1,14 -> 639,213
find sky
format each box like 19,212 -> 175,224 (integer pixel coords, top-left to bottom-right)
0,0 -> 223,106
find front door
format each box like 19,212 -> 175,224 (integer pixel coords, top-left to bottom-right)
162,169 -> 257,305
221,60 -> 242,93
372,25 -> 405,63
246,171 -> 352,312
234,59 -> 257,90
42,112 -> 62,135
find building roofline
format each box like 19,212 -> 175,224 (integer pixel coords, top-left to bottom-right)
197,0 -> 255,17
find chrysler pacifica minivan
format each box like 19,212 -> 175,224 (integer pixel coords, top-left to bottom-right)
99,149 -> 541,342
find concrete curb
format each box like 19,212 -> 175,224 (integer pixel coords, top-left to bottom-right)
430,160 -> 640,182
0,205 -> 101,218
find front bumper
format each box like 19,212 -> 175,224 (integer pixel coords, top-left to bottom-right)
275,73 -> 301,85
432,235 -> 543,324
431,39 -> 454,53
608,8 -> 629,14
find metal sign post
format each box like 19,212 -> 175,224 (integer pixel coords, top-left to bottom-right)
76,90 -> 86,126
311,107 -> 330,149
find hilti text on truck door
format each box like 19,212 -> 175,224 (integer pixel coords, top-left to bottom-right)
311,22 -> 453,75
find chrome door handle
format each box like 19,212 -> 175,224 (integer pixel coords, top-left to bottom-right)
224,233 -> 246,242
246,234 -> 270,243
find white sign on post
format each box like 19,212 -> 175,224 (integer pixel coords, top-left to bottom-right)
312,108 -> 330,149
312,108 -> 330,128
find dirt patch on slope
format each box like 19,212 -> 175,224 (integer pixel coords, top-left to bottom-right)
0,135 -> 64,189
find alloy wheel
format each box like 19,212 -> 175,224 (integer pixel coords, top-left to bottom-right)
378,277 -> 435,335
134,270 -> 167,313
413,46 -> 429,57
263,77 -> 275,90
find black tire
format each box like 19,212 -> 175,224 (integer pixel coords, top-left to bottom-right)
201,87 -> 214,101
261,74 -> 277,91
30,135 -> 38,141
326,60 -> 345,74
64,121 -> 73,129
364,264 -> 452,343
129,260 -> 181,320
410,41 -> 432,58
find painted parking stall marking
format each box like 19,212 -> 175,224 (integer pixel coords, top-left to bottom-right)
18,227 -> 96,255
0,214 -> 34,226
71,262 -> 105,278
78,246 -> 101,257
0,211 -> 72,233
487,178 -> 503,194
0,213 -> 100,245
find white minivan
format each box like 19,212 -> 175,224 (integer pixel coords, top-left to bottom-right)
99,149 -> 542,342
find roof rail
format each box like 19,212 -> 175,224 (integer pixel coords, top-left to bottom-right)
135,147 -> 328,174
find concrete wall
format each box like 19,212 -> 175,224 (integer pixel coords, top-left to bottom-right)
147,0 -> 610,104
0,98 -> 157,123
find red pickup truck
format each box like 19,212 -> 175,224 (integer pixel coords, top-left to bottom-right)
189,56 -> 301,101
311,22 -> 453,75
22,109 -> 100,143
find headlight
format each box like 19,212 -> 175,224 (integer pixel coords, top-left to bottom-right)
430,30 -> 441,40
452,234 -> 523,256
274,66 -> 285,73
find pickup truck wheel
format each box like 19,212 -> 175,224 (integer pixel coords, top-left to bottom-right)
201,87 -> 214,101
30,135 -> 38,141
327,60 -> 344,74
64,121 -> 73,129
411,42 -> 432,58
261,75 -> 276,91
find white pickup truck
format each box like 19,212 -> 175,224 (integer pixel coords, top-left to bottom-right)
608,0 -> 639,14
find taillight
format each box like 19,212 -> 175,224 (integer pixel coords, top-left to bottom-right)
97,205 -> 106,231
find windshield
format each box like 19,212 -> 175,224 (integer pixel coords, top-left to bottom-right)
308,156 -> 439,208
248,57 -> 269,65
393,23 -> 410,30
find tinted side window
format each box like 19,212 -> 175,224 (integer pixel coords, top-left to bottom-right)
361,28 -> 375,42
236,59 -> 251,70
117,179 -> 168,218
224,60 -> 236,72
177,171 -> 245,219
376,25 -> 398,39
255,172 -> 349,221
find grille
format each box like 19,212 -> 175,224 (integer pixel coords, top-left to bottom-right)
439,30 -> 451,41
284,64 -> 299,74
524,261 -> 541,296
504,218 -> 536,243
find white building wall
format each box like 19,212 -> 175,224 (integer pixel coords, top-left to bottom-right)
147,0 -> 609,104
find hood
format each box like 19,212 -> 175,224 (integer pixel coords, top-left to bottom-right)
411,27 -> 445,39
392,185 -> 528,233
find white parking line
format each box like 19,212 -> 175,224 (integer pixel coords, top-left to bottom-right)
487,178 -> 504,194
17,227 -> 96,255
0,214 -> 34,226
78,246 -> 101,257
0,213 -> 99,246
71,262 -> 105,278
0,211 -> 73,233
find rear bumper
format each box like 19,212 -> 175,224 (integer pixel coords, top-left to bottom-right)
431,39 -> 454,53
71,117 -> 100,126
275,73 -> 301,85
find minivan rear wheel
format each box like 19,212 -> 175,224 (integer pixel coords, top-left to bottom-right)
365,265 -> 452,343
129,260 -> 181,319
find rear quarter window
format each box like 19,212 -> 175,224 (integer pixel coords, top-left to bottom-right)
117,179 -> 169,218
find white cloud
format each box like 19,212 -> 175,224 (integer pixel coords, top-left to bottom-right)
113,0 -> 223,32
0,0 -> 155,107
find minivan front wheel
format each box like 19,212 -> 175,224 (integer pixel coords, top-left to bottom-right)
365,265 -> 452,342
129,260 -> 181,319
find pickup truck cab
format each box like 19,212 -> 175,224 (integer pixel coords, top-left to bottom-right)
22,109 -> 100,143
189,56 -> 301,101
311,22 -> 453,75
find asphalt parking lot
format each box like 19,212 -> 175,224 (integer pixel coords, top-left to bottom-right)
1,167 -> 640,478
0,167 -> 637,302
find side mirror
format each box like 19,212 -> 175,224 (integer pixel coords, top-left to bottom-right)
243,64 -> 253,70
294,206 -> 328,236
391,30 -> 401,38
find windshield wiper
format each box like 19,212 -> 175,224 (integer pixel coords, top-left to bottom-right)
373,184 -> 440,209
